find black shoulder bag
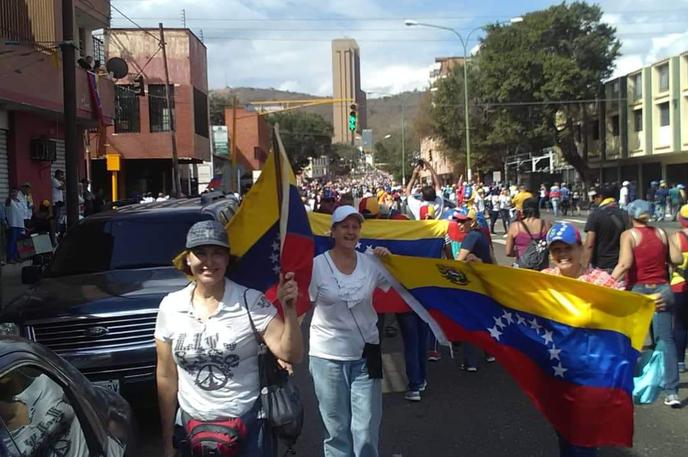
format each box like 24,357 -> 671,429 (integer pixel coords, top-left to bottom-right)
242,290 -> 304,448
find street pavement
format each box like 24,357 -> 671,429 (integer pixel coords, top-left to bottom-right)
2,210 -> 687,456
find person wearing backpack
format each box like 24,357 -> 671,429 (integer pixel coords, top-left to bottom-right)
611,200 -> 684,408
505,198 -> 551,270
671,204 -> 688,373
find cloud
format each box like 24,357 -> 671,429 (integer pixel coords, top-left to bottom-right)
109,0 -> 688,96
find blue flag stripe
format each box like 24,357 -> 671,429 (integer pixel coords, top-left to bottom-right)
412,287 -> 637,393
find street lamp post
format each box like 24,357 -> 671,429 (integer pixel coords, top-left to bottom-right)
370,92 -> 407,186
405,17 -> 523,182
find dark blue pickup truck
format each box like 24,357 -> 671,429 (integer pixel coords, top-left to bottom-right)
0,193 -> 239,399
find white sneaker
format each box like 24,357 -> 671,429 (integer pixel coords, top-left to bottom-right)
664,394 -> 681,408
404,390 -> 421,402
419,380 -> 427,392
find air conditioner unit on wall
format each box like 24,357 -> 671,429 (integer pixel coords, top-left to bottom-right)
30,139 -> 57,162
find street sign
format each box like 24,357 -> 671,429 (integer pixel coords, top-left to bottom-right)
212,126 -> 229,157
493,171 -> 502,184
106,153 -> 120,171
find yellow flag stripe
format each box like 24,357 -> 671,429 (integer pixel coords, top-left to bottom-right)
381,255 -> 654,350
308,212 -> 448,239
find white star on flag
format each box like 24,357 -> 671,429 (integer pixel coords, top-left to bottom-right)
488,326 -> 503,341
553,362 -> 568,378
501,311 -> 514,324
548,347 -> 562,360
269,252 -> 279,264
272,264 -> 281,275
493,316 -> 506,329
355,242 -> 362,250
542,330 -> 554,345
516,314 -> 527,326
365,245 -> 374,253
529,318 -> 542,333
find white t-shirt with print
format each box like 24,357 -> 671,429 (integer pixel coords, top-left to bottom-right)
308,251 -> 391,361
154,279 -> 277,420
8,374 -> 89,457
407,194 -> 443,220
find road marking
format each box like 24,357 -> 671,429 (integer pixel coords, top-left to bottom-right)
382,351 -> 408,393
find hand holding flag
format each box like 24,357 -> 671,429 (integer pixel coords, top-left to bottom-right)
278,272 -> 298,311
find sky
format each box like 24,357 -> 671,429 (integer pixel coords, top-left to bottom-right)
109,0 -> 688,97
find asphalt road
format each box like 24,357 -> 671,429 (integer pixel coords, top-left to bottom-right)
129,211 -> 688,457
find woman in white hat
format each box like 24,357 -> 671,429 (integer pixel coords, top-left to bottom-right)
308,205 -> 391,457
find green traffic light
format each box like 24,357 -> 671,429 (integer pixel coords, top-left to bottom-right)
348,114 -> 357,132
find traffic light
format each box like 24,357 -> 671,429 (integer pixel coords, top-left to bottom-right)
132,75 -> 145,96
348,103 -> 357,132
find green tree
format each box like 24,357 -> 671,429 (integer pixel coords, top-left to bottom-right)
266,111 -> 333,173
477,1 -> 620,180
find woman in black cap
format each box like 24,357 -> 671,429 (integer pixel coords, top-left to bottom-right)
155,220 -> 302,457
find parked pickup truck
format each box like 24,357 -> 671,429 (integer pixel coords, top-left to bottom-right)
0,193 -> 239,399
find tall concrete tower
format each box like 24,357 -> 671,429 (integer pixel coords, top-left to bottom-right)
332,39 -> 366,144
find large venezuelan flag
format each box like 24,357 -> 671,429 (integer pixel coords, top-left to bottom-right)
227,125 -> 314,315
309,213 -> 448,312
380,254 -> 654,448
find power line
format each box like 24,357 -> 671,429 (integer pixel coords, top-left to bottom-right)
110,3 -> 161,43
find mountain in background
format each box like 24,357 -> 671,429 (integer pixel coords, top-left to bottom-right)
209,87 -> 426,143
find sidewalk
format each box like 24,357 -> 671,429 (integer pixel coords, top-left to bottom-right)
1,261 -> 30,309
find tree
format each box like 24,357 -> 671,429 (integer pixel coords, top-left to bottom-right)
265,111 -> 333,173
209,91 -> 232,125
477,1 -> 620,180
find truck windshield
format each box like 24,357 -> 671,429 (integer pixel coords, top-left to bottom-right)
46,213 -> 212,277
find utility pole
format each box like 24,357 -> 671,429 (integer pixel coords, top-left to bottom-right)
61,0 -> 79,228
231,95 -> 238,192
159,23 -> 181,196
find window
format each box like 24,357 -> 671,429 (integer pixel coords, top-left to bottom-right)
193,88 -> 209,138
148,84 -> 174,132
611,80 -> 620,96
659,102 -> 670,126
47,214 -> 211,277
114,85 -> 140,133
0,366 -> 89,456
611,115 -> 620,137
633,109 -> 643,132
657,64 -> 669,92
632,74 -> 642,100
592,120 -> 600,140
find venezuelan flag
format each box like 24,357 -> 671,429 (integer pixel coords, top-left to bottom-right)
380,254 -> 654,448
309,213 -> 448,312
227,125 -> 314,315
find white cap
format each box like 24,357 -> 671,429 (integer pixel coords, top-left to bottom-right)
622,181 -> 630,186
332,205 -> 364,226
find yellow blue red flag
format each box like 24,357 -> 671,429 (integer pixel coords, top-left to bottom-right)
227,125 -> 314,315
379,254 -> 654,448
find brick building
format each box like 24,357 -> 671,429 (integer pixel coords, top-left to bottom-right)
0,0 -> 115,204
96,28 -> 210,198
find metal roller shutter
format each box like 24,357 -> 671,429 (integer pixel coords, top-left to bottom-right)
51,139 -> 66,177
0,130 -> 8,199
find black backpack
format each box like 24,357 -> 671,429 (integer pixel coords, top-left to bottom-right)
517,220 -> 549,271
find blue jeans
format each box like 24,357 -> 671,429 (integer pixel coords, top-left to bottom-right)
631,283 -> 679,394
309,356 -> 382,457
551,199 -> 559,217
396,312 -> 428,390
6,227 -> 22,262
557,434 -> 597,457
674,292 -> 687,364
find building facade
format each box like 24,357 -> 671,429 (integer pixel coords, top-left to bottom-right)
99,28 -> 210,198
0,0 -> 115,204
580,51 -> 688,193
303,155 -> 330,179
332,39 -> 366,144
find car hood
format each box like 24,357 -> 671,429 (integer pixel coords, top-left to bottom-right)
1,267 -> 190,322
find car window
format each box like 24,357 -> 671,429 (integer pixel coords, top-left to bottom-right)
47,213 -> 212,277
0,366 -> 90,456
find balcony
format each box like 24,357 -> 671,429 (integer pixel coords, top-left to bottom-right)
0,42 -> 115,124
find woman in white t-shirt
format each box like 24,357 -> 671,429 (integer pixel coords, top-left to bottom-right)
309,205 -> 391,457
155,220 -> 302,457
